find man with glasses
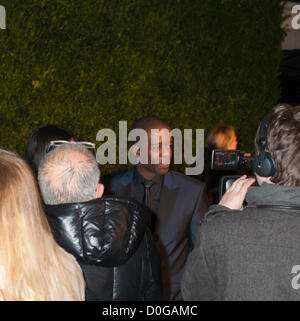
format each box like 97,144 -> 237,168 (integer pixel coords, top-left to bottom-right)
38,142 -> 162,300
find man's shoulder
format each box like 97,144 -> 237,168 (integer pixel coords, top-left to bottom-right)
201,204 -> 300,260
201,204 -> 283,241
201,204 -> 251,236
167,170 -> 203,185
167,170 -> 205,192
204,204 -> 237,222
103,168 -> 133,179
102,168 -> 134,188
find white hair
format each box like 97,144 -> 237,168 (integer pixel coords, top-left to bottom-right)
38,144 -> 100,205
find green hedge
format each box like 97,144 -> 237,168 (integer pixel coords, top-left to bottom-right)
0,0 -> 285,173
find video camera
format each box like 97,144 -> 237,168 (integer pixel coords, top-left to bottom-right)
211,150 -> 253,171
210,150 -> 256,200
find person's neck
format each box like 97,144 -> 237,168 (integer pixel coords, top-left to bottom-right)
136,164 -> 156,181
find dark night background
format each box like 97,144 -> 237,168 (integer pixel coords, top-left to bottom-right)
0,0 -> 297,174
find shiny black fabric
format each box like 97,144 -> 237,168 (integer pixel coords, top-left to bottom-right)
44,196 -> 162,300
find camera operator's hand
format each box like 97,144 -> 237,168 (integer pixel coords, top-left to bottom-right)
219,175 -> 256,210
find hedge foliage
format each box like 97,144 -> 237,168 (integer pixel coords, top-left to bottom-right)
0,0 -> 285,173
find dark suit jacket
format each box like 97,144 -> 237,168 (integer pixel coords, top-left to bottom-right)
103,168 -> 208,301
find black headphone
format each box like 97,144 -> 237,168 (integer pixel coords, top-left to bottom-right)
252,114 -> 276,177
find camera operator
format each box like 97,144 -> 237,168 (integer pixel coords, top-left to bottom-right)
182,104 -> 300,301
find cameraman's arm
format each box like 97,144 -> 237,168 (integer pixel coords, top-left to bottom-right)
219,175 -> 255,210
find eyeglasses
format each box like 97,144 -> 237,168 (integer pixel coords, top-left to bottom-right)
45,140 -> 96,156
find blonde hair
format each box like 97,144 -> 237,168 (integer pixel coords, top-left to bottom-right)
0,149 -> 85,301
207,125 -> 237,150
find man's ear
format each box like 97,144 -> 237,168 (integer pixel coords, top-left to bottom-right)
95,183 -> 104,198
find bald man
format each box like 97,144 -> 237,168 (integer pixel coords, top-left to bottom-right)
103,116 -> 209,300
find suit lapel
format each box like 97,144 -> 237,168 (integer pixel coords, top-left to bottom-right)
114,168 -> 134,198
117,181 -> 131,198
117,180 -> 144,203
116,168 -> 145,203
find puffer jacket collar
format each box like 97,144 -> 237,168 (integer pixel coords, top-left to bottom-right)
44,196 -> 147,267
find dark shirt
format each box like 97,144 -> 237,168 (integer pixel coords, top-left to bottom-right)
132,167 -> 163,231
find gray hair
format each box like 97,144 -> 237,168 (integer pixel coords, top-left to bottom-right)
38,144 -> 100,205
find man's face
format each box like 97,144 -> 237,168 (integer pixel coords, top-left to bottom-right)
139,126 -> 173,177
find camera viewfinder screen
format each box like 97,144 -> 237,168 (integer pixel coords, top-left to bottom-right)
212,150 -> 239,170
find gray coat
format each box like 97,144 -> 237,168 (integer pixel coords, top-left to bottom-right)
182,183 -> 300,301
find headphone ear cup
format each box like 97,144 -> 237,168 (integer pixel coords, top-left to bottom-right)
252,155 -> 260,175
253,152 -> 276,177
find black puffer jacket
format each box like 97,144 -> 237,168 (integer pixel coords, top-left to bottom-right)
44,196 -> 162,300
